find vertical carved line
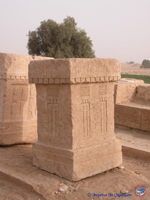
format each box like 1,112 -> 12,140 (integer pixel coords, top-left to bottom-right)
82,102 -> 90,137
104,101 -> 107,132
88,103 -> 91,136
11,88 -> 15,115
55,109 -> 57,136
99,101 -> 107,133
48,104 -> 51,135
48,103 -> 58,137
86,104 -> 89,136
51,106 -> 54,136
51,105 -> 53,135
83,105 -> 85,137
52,106 -> 55,136
102,101 -> 106,133
99,106 -> 102,133
11,88 -> 17,116
20,87 -> 23,115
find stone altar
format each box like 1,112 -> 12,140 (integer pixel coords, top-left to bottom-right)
29,58 -> 122,181
0,53 -> 52,145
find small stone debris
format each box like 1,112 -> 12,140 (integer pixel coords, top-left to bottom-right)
73,183 -> 80,192
135,171 -> 140,175
58,184 -> 68,192
120,189 -> 129,194
118,166 -> 125,169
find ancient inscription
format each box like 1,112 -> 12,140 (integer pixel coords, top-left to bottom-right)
47,86 -> 59,99
99,101 -> 107,133
99,84 -> 107,95
11,87 -> 20,116
11,85 -> 28,117
21,86 -> 28,101
28,85 -> 36,117
47,86 -> 59,137
80,86 -> 90,96
99,97 -> 107,101
48,99 -> 58,137
82,99 -> 91,137
20,86 -> 28,115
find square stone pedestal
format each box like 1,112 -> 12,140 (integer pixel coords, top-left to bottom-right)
0,53 -> 52,146
29,58 -> 122,181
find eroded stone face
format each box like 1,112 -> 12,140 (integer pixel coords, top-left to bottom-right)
114,79 -> 144,104
29,58 -> 122,181
0,53 -> 53,145
115,80 -> 150,132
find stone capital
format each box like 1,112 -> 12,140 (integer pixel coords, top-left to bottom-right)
29,58 -> 121,84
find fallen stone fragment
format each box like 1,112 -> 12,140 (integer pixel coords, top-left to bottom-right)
58,185 -> 68,192
120,189 -> 129,194
118,166 -> 125,169
135,171 -> 140,175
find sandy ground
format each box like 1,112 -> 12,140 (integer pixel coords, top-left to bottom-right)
0,173 -> 45,200
121,63 -> 150,75
0,143 -> 150,200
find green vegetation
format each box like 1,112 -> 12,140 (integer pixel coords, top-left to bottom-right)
27,16 -> 95,58
141,59 -> 150,68
121,74 -> 150,84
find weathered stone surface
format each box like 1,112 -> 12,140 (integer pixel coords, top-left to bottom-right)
115,83 -> 137,104
29,58 -> 121,84
116,103 -> 150,132
141,109 -> 150,132
115,104 -> 141,129
29,58 -> 122,181
114,79 -> 144,104
115,80 -> 150,132
0,53 -> 53,145
136,85 -> 150,102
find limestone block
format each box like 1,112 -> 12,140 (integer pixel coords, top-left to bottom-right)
29,58 -> 122,181
114,83 -> 137,104
115,103 -> 150,132
0,53 -> 53,146
114,78 -> 144,104
115,81 -> 150,132
141,109 -> 150,132
136,84 -> 150,102
115,104 -> 141,129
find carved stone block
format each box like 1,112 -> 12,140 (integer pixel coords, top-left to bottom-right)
29,58 -> 122,181
0,53 -> 53,145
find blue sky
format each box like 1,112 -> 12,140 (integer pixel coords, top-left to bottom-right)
0,0 -> 150,63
